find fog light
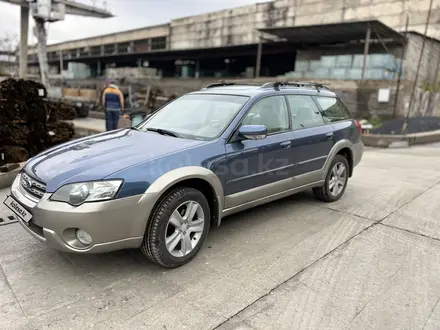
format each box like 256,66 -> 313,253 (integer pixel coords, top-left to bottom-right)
76,229 -> 92,245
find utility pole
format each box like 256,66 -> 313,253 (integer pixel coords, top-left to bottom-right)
402,0 -> 434,134
361,25 -> 371,81
393,13 -> 410,118
35,18 -> 49,87
19,6 -> 29,79
255,34 -> 263,79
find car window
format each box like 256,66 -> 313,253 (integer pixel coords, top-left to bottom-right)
242,96 -> 289,134
286,95 -> 325,130
315,96 -> 352,123
139,94 -> 249,140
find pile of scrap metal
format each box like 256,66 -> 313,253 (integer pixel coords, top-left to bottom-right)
129,86 -> 177,112
0,78 -> 77,164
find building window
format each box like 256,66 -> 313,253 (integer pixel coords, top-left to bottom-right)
103,44 -> 115,55
67,49 -> 76,59
28,54 -> 38,62
79,47 -> 89,57
117,42 -> 130,53
151,37 -> 167,50
134,39 -> 150,52
90,46 -> 101,56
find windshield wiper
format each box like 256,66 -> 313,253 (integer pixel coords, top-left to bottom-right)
145,127 -> 181,138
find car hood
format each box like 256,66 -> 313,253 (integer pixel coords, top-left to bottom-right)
25,129 -> 205,192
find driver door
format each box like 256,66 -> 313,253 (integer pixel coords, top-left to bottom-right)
224,95 -> 296,209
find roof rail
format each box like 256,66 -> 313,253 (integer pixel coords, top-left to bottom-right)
204,81 -> 261,89
261,81 -> 329,91
205,82 -> 237,88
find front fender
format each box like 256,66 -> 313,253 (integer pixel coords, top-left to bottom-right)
138,166 -> 224,228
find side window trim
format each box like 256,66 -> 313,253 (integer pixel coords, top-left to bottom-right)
285,94 -> 326,131
283,94 -> 293,130
227,95 -> 292,143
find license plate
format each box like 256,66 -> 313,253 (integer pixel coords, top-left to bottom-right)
3,196 -> 33,223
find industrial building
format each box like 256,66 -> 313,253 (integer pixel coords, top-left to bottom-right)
20,0 -> 440,120
23,0 -> 439,80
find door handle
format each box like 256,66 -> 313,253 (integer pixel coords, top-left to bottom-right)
280,141 -> 291,149
326,132 -> 334,139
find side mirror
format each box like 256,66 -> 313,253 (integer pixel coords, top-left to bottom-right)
239,125 -> 268,140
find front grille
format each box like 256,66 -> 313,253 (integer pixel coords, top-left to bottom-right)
20,172 -> 46,200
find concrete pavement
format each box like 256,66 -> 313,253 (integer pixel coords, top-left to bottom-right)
1,144 -> 440,329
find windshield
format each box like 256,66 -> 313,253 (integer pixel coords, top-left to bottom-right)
138,94 -> 249,140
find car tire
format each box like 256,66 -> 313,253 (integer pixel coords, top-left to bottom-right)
141,187 -> 210,268
313,155 -> 349,203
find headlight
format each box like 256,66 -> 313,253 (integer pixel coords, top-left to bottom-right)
50,180 -> 123,206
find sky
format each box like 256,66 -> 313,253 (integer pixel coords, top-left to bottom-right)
0,0 -> 261,46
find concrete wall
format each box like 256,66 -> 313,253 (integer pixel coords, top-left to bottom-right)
169,0 -> 440,50
28,24 -> 170,54
26,0 -> 440,55
392,32 -> 440,118
289,0 -> 440,39
404,32 -> 440,84
404,88 -> 440,117
170,1 -> 295,50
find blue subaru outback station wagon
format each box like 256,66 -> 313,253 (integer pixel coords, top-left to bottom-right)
5,82 -> 364,268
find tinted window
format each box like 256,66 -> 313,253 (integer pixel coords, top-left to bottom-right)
286,95 -> 325,130
242,96 -> 289,134
140,94 -> 249,140
316,97 -> 351,123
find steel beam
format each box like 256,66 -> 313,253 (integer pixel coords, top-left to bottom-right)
255,38 -> 263,78
0,0 -> 112,18
19,5 -> 29,78
361,25 -> 371,81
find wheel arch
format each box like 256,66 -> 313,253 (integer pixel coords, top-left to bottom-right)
336,147 -> 354,177
140,167 -> 224,230
322,139 -> 355,180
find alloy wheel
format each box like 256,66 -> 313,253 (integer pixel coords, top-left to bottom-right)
165,201 -> 205,257
328,162 -> 347,197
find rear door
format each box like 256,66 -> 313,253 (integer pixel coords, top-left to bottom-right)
314,96 -> 358,141
285,94 -> 335,176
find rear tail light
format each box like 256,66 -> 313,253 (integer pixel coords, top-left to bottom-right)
355,120 -> 362,134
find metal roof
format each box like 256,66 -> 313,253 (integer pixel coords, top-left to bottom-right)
259,20 -> 405,45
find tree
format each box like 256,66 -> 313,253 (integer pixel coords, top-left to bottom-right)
0,33 -> 19,76
0,33 -> 18,51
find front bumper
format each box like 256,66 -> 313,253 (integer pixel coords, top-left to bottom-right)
10,173 -> 149,253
